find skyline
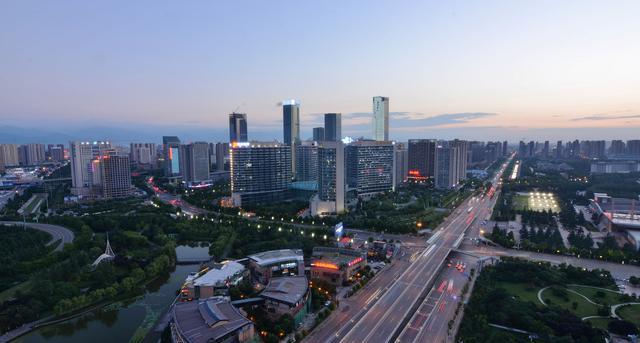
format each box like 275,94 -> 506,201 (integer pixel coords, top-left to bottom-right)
2,1 -> 640,142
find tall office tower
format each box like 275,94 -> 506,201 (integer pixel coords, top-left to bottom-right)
627,140 -> 640,156
324,113 -> 342,142
543,141 -> 550,158
130,143 -> 157,168
407,139 -> 437,180
527,141 -> 535,157
468,141 -> 486,166
518,141 -> 527,157
434,140 -> 468,189
346,140 -> 395,196
162,136 -> 181,177
295,141 -> 318,182
450,139 -> 468,183
18,145 -> 28,166
313,127 -> 325,141
230,142 -> 291,206
181,142 -> 210,183
283,100 -> 300,177
372,96 -> 389,141
502,141 -> 508,156
0,144 -> 19,171
312,141 -> 344,215
70,141 -> 113,196
394,142 -> 408,186
555,141 -> 563,159
229,112 -> 248,143
100,154 -> 132,199
609,140 -> 626,155
215,142 -> 229,171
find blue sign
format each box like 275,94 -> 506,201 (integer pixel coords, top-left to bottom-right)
335,222 -> 344,238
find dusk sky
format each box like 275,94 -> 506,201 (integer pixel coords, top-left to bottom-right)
1,1 -> 640,143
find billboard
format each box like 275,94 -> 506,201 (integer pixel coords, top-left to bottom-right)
334,222 -> 344,238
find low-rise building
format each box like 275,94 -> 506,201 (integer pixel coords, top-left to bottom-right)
259,276 -> 311,326
180,261 -> 246,301
590,193 -> 640,249
310,247 -> 366,286
247,249 -> 305,285
170,297 -> 255,343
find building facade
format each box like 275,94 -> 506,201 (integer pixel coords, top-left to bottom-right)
100,154 -> 132,199
324,113 -> 342,142
394,142 -> 408,186
372,96 -> 389,141
283,100 -> 300,177
295,141 -> 318,182
311,141 -> 344,216
229,112 -> 248,143
230,142 -> 291,206
313,127 -> 325,141
130,143 -> 157,168
70,141 -> 113,196
162,136 -> 181,178
408,139 -> 437,180
181,142 -> 211,183
345,140 -> 394,197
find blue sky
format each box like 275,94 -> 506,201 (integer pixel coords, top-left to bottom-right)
1,1 -> 639,143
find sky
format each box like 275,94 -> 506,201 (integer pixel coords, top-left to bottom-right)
1,0 -> 640,143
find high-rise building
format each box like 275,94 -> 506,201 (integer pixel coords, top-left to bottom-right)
100,154 -> 132,199
283,100 -> 300,177
324,113 -> 342,142
229,112 -> 248,143
70,141 -> 113,196
609,140 -> 626,155
295,141 -> 318,182
47,144 -> 65,162
372,96 -> 389,141
502,141 -> 508,156
555,141 -> 563,159
434,140 -> 467,189
230,142 -> 291,206
0,144 -> 19,171
311,141 -> 344,215
408,139 -> 437,180
528,141 -> 535,157
394,143 -> 408,186
627,140 -> 640,156
181,142 -> 211,183
215,142 -> 229,171
313,127 -> 325,141
130,143 -> 157,168
18,143 -> 45,166
346,140 -> 394,196
542,141 -> 550,158
162,136 -> 181,177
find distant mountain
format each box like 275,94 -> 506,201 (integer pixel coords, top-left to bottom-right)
0,126 -> 74,144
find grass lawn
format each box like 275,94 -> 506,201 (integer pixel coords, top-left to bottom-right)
541,286 -> 601,318
0,280 -> 31,302
568,285 -> 623,305
511,195 -> 529,211
495,281 -> 540,305
585,317 -> 613,331
618,304 -> 640,328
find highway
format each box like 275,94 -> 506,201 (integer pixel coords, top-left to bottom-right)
331,158 -> 512,343
0,221 -> 75,251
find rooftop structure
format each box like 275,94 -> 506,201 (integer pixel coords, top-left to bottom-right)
260,276 -> 308,307
248,249 -> 303,267
247,249 -> 305,285
171,297 -> 254,343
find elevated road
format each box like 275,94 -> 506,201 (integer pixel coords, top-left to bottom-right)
0,221 -> 75,251
325,157 -> 511,343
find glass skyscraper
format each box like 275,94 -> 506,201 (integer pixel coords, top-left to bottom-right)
229,112 -> 248,143
372,96 -> 389,141
324,113 -> 342,142
283,100 -> 300,177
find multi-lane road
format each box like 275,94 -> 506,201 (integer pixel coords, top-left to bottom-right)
0,221 -> 75,251
304,158 -> 512,343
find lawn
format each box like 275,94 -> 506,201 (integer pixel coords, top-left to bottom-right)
511,195 -> 529,211
568,285 -> 623,305
540,286 -> 601,318
495,281 -> 540,305
618,304 -> 640,328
